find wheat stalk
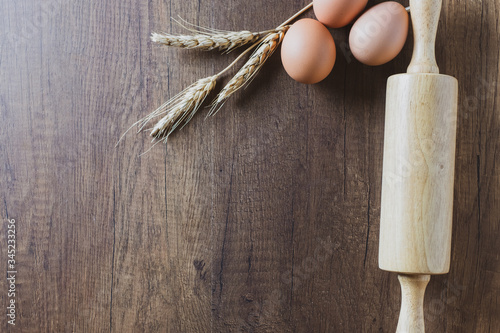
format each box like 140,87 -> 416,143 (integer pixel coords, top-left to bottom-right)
125,3 -> 313,147
209,26 -> 289,115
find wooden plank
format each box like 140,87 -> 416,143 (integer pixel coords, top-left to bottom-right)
0,0 -> 498,332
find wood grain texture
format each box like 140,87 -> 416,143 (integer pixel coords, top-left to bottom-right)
0,0 -> 498,332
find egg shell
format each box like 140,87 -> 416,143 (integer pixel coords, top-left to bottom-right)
281,19 -> 336,84
349,2 -> 409,66
313,0 -> 368,28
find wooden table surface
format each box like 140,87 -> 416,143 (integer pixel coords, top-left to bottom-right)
1,0 -> 499,332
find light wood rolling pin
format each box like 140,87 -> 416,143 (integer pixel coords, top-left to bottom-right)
378,0 -> 458,332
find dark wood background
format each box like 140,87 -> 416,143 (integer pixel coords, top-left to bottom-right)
1,0 -> 498,332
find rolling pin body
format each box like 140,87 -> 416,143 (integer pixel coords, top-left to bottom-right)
379,73 -> 458,274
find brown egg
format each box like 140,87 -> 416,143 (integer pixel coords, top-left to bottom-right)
349,2 -> 409,66
281,19 -> 336,84
314,0 -> 369,28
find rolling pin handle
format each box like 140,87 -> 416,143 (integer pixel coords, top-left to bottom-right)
396,274 -> 430,333
407,0 -> 442,74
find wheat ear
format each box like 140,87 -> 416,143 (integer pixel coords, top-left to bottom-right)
142,75 -> 218,142
151,30 -> 273,52
209,26 -> 289,115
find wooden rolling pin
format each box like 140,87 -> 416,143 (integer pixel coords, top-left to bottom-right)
378,0 -> 458,332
